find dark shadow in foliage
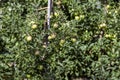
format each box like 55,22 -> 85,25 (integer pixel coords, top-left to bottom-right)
0,38 -> 9,54
0,0 -> 9,7
21,8 -> 27,19
60,3 -> 71,20
100,0 -> 119,4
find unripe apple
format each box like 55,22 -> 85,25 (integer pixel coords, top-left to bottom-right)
42,45 -> 47,48
106,5 -> 110,9
50,15 -> 53,18
51,34 -> 56,38
105,34 -> 114,39
26,36 -> 32,41
56,1 -> 61,5
26,74 -> 31,78
7,62 -> 14,67
60,39 -> 65,44
99,23 -> 107,29
75,16 -> 80,20
30,21 -> 35,24
113,34 -> 116,38
80,15 -> 85,19
100,23 -> 106,27
35,50 -> 40,55
105,34 -> 110,38
54,12 -> 59,17
115,10 -> 118,14
71,38 -> 76,42
108,12 -> 111,14
53,23 -> 58,28
59,39 -> 65,46
48,34 -> 56,40
38,65 -> 43,70
74,12 -> 79,16
71,9 -> 74,11
48,35 -> 52,40
32,24 -> 37,29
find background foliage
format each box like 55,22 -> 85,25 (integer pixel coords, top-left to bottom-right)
0,0 -> 120,80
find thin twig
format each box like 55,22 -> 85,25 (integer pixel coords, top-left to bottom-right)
37,7 -> 48,11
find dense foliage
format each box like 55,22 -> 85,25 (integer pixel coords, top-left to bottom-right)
0,0 -> 120,80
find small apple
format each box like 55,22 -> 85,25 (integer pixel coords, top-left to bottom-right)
99,23 -> 107,29
59,39 -> 65,46
54,12 -> 59,17
53,23 -> 58,28
105,34 -> 116,39
32,24 -> 37,29
38,65 -> 43,70
48,35 -> 52,40
108,11 -> 112,14
30,21 -> 35,24
26,74 -> 31,78
26,35 -> 32,41
50,14 -> 53,18
7,62 -> 14,67
75,16 -> 80,20
100,23 -> 106,27
71,38 -> 76,42
56,1 -> 61,5
48,34 -> 56,40
105,34 -> 110,38
35,50 -> 40,55
51,34 -> 56,38
42,45 -> 47,48
74,12 -> 79,16
60,39 -> 65,44
113,34 -> 116,38
71,9 -> 74,12
115,10 -> 118,14
80,15 -> 85,19
106,5 -> 110,9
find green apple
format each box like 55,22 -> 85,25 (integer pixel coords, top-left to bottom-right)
26,35 -> 32,41
75,16 -> 80,20
71,38 -> 76,42
32,24 -> 37,29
